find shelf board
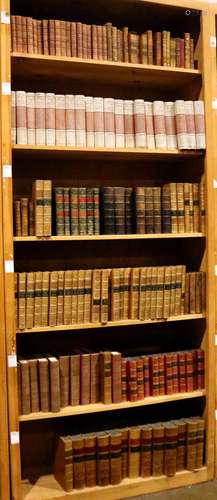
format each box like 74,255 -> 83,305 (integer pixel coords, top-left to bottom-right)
14,233 -> 205,242
11,53 -> 201,93
17,313 -> 206,335
19,389 -> 206,422
22,468 -> 208,500
12,145 -> 204,161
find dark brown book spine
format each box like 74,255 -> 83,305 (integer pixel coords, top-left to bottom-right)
72,435 -> 85,488
112,352 -> 122,403
59,356 -> 70,408
81,354 -> 90,405
29,359 -> 40,413
70,354 -> 80,406
141,425 -> 152,477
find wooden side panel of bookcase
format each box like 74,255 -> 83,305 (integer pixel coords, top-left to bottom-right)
0,0 -> 21,498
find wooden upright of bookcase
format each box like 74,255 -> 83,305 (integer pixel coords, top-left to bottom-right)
0,1 -> 217,499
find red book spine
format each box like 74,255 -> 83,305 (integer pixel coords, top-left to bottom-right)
82,23 -> 88,59
48,20 -> 55,55
127,359 -> 137,402
76,22 -> 82,58
136,358 -> 144,400
32,20 -> 38,54
172,353 -> 179,393
97,25 -> 103,60
185,351 -> 194,392
165,353 -> 173,395
16,16 -> 23,52
54,20 -> 61,57
158,354 -> 165,395
150,355 -> 159,396
27,17 -> 34,54
11,16 -> 17,52
178,352 -> 186,393
112,352 -> 122,403
92,25 -> 98,60
143,356 -> 150,397
21,16 -> 27,53
87,25 -> 92,59
37,20 -> 42,54
42,20 -> 49,55
66,21 -> 71,57
196,349 -> 205,389
121,359 -> 127,401
71,22 -> 77,57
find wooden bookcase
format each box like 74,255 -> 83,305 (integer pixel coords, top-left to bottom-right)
1,0 -> 217,499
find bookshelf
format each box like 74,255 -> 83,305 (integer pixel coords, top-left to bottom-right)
0,0 -> 216,499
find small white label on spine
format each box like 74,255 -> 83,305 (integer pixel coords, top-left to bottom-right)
213,179 -> 217,189
215,265 -> 217,276
215,335 -> 217,346
210,36 -> 217,48
2,82 -> 11,95
212,99 -> 217,110
215,410 -> 217,421
3,164 -> 12,178
8,355 -> 17,368
10,432 -> 20,445
1,11 -> 10,24
5,260 -> 14,273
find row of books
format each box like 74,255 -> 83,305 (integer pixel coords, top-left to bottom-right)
15,267 -> 206,330
11,16 -> 195,69
18,348 -> 204,415
53,416 -> 205,491
14,180 -> 205,237
12,92 -> 205,150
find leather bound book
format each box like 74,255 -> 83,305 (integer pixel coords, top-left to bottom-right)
104,97 -> 115,148
20,198 -> 29,236
70,187 -> 79,235
43,179 -> 52,236
184,33 -> 191,69
150,266 -> 158,320
181,265 -> 186,315
169,266 -> 176,317
35,92 -> 46,146
189,272 -> 196,314
165,353 -> 173,395
33,179 -> 44,237
165,102 -> 177,149
169,183 -> 178,233
162,31 -> 167,66
124,100 -> 135,148
174,265 -> 182,316
110,431 -> 122,485
102,186 -> 115,234
96,432 -> 110,486
123,27 -> 129,62
129,33 -> 139,63
90,353 -> 100,403
26,272 -> 34,329
115,99 -> 125,148
201,272 -> 206,313
150,355 -> 159,396
84,433 -> 97,487
35,19 -> 40,54
77,269 -> 85,324
100,351 -> 112,404
152,423 -> 165,476
121,428 -> 129,478
117,29 -> 123,62
190,39 -> 194,69
195,272 -> 202,314
54,187 -> 64,235
156,266 -> 164,319
71,22 -> 77,57
48,20 -> 55,56
81,353 -> 91,405
82,24 -> 88,59
111,268 -> 120,321
130,267 -> 140,320
49,357 -> 61,412
166,32 -> 171,66
185,351 -> 194,392
11,16 -> 17,52
112,26 -> 118,62
54,20 -> 61,56
141,425 -> 152,477
143,355 -> 150,397
70,354 -> 80,405
97,25 -> 103,61
125,187 -> 133,234
184,183 -> 190,232
59,355 -> 70,408
140,32 -> 148,65
102,26 -> 107,60
176,183 -> 185,233
55,94 -> 66,146
153,100 -> 167,149
171,353 -> 179,393
114,186 -> 125,234
162,184 -> 171,233
193,183 -> 200,232
199,179 -> 205,233
123,267 -> 131,320
127,358 -> 137,402
75,94 -> 86,147
164,423 -> 178,477
145,266 -> 152,320
49,271 -> 58,327
92,269 -> 101,323
175,38 -> 181,67
65,94 -> 76,147
34,271 -> 42,328
137,357 -> 144,400
26,92 -> 36,145
78,187 -> 87,235
42,19 -> 49,55
21,16 -> 27,53
147,30 -> 153,64
135,187 -> 145,234
195,418 -> 205,469
185,418 -> 198,470
158,354 -> 165,395
178,351 -> 186,393
120,269 -> 125,320
112,352 -> 122,403
196,349 -> 205,390
15,16 -> 23,52
13,205 -> 19,241
63,270 -> 72,325
29,200 -> 34,236
128,427 -> 141,478
76,22 -> 82,58
38,357 -> 50,411
93,187 -> 100,234
174,100 -> 188,150
170,38 -> 176,67
154,32 -> 162,65
93,97 -> 104,147
72,435 -> 85,488
134,99 -> 146,148
92,25 -> 98,60
121,358 -> 127,402
41,271 -> 49,327
19,360 -> 31,414
85,96 -> 94,148
163,266 -> 171,319
139,267 -> 147,321
11,90 -> 16,145
100,268 -> 110,324
185,101 -> 196,149
153,187 -> 162,233
29,359 -> 40,413
54,435 -> 73,492
176,419 -> 187,471
180,39 -> 185,67
184,272 -> 190,314
84,269 -> 92,324
16,90 -> 27,145
45,92 -> 55,146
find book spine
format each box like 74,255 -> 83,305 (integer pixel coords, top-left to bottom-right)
70,188 -> 79,235
63,187 -> 70,236
49,270 -> 58,327
55,94 -> 66,146
129,33 -> 139,63
112,26 -> 118,62
164,101 -> 177,149
97,25 -> 103,60
128,427 -> 141,478
72,436 -> 85,488
11,91 -> 17,144
104,98 -> 115,148
186,351 -> 194,392
177,421 -> 187,471
84,434 -> 97,487
96,433 -> 110,486
196,349 -> 205,389
93,188 -> 100,234
114,186 -> 125,234
144,187 -> 154,234
112,352 -> 122,403
29,359 -> 40,413
90,353 -> 100,404
57,270 -> 64,326
20,198 -> 29,236
110,431 -> 122,485
140,32 -> 148,65
11,16 -> 17,52
115,99 -> 125,148
150,355 -> 159,396
49,357 -> 61,412
70,354 -> 80,405
35,92 -> 46,145
21,16 -> 27,53
111,268 -> 120,321
101,268 -> 109,324
141,426 -> 152,477
137,357 -> 144,400
184,33 -> 191,69
164,423 -> 178,477
92,25 -> 98,60
134,99 -> 146,147
174,100 -> 188,150
82,23 -> 88,59
26,272 -> 34,329
41,271 -> 49,327
75,94 -> 86,147
54,187 -> 64,235
143,355 -> 150,397
153,187 -> 162,233
92,269 -> 101,323
71,270 -> 78,321
81,353 -> 91,405
156,266 -> 164,319
93,97 -> 104,147
127,358 -> 137,402
63,270 -> 72,325
185,101 -> 196,149
178,351 -> 186,393
139,267 -> 147,321
85,96 -> 94,147
38,358 -> 50,411
102,26 -> 107,60
152,424 -> 165,476
121,358 -> 127,401
16,90 -> 27,144
153,101 -> 167,149
165,353 -> 173,395
26,92 -> 36,145
14,200 -> 21,237
19,360 -> 31,414
84,269 -> 92,323
78,187 -> 87,235
144,101 -> 155,149
130,267 -> 140,320
65,94 -> 76,146
194,101 -> 206,150
43,179 -> 52,236
45,92 -> 56,146
34,271 -> 42,327
48,20 -> 55,56
77,269 -> 85,323
121,429 -> 129,478
124,100 -> 135,148
147,30 -> 153,64
123,27 -> 129,62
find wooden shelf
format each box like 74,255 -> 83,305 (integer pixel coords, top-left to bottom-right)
11,53 -> 201,93
22,468 -> 208,500
12,145 -> 204,161
17,314 -> 206,335
19,389 -> 206,422
14,233 -> 205,242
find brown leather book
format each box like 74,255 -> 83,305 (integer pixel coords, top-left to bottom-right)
184,272 -> 190,314
185,418 -> 198,470
174,265 -> 183,316
144,187 -> 154,234
130,267 -> 140,320
84,434 -> 97,486
15,15 -> 23,52
26,272 -> 34,329
81,353 -> 91,405
156,266 -> 164,319
29,359 -> 40,413
199,179 -> 205,233
92,25 -> 98,60
176,419 -> 187,471
41,271 -> 49,327
194,418 -> 205,469
154,32 -> 162,65
150,355 -> 159,396
26,17 -> 34,53
63,270 -> 72,325
111,268 -> 121,321
112,352 -> 122,403
43,180 -> 52,236
72,270 -> 78,323
97,25 -> 103,60
92,269 -> 101,323
38,357 -> 50,412
96,432 -> 110,486
143,355 -> 150,397
54,20 -> 61,56
57,270 -> 64,326
33,179 -> 44,236
184,183 -> 190,232
90,353 -> 100,403
34,271 -> 42,328
140,32 -> 148,64
48,19 -> 55,55
19,360 -> 31,414
141,425 -> 152,477
137,357 -> 144,400
37,20 -> 42,54
49,357 -> 61,412
59,356 -> 70,408
77,269 -> 85,324
139,267 -> 147,321
114,186 -> 125,234
163,266 -> 171,319
123,27 -> 129,62
70,354 -> 80,406
82,23 -> 88,59
127,358 -> 137,402
112,26 -> 118,62
189,272 -> 196,314
102,25 -> 107,60
150,266 -> 158,320
121,428 -> 129,478
76,22 -> 82,58
164,422 -> 178,476
129,33 -> 139,63
72,434 -> 85,488
128,427 -> 141,478
110,431 -> 122,484
147,30 -> 153,64
162,184 -> 171,233
20,197 -> 29,236
101,269 -> 110,324
152,423 -> 165,476
84,269 -> 92,323
145,267 -> 152,320
121,358 -> 127,401
105,23 -> 112,61
100,351 -> 112,404
158,354 -> 165,395
184,33 -> 191,69
193,183 -> 200,232
117,29 -> 123,62
153,187 -> 162,233
29,200 -> 34,236
49,271 -> 58,327
54,435 -> 73,492
176,183 -> 185,233
135,187 -> 145,234
165,353 -> 173,395
21,16 -> 27,53
14,200 -> 22,236
42,20 -> 49,55
70,22 -> 77,57
11,16 -> 17,52
169,266 -> 176,317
